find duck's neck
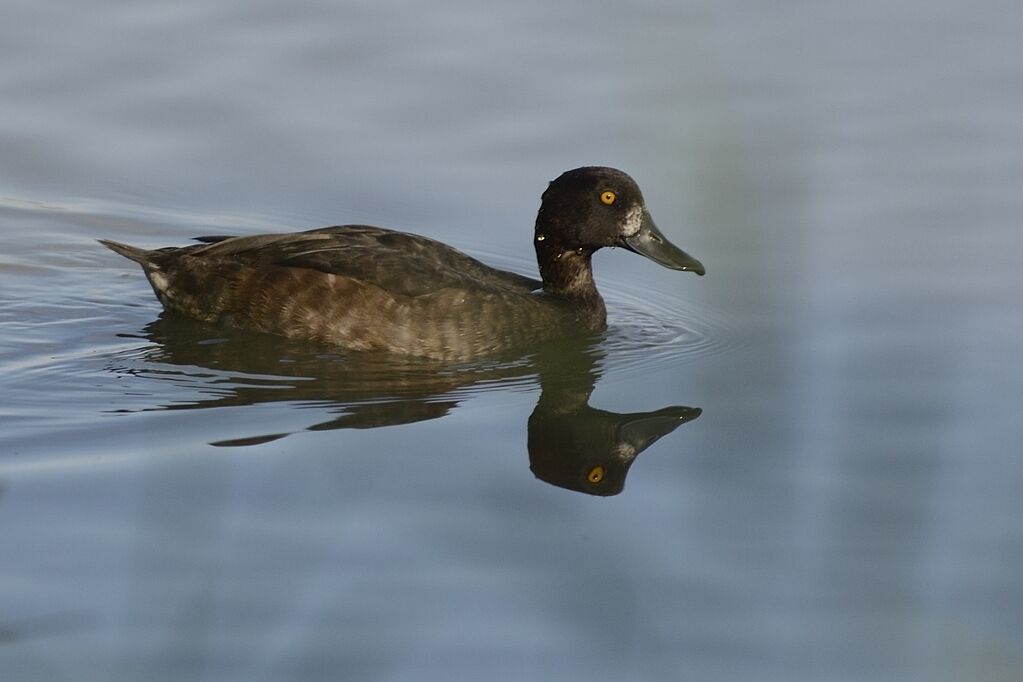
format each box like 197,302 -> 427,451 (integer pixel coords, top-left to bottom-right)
534,238 -> 607,330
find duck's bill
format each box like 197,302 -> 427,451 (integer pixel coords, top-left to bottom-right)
623,211 -> 706,276
619,406 -> 703,452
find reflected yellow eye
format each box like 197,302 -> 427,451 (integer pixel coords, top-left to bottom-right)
599,190 -> 616,205
586,466 -> 605,484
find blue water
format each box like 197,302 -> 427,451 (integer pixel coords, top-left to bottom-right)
2,2 -> 1022,680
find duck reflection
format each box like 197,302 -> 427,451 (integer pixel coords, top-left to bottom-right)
116,313 -> 701,495
527,345 -> 701,496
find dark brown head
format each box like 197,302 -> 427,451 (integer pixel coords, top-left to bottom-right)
534,166 -> 705,281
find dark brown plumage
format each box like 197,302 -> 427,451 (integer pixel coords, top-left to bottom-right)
100,167 -> 704,360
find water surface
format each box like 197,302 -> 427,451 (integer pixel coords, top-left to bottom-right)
2,2 -> 1022,680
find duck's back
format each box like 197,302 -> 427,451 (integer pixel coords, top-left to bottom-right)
105,226 -> 583,360
192,226 -> 542,297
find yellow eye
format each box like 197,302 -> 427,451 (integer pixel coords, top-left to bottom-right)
599,190 -> 616,205
586,466 -> 605,484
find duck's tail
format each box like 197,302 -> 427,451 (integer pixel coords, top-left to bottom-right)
98,239 -> 151,265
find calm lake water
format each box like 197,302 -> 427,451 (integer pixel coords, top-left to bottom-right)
2,2 -> 1022,680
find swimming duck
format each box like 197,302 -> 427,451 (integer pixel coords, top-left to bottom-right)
100,166 -> 704,360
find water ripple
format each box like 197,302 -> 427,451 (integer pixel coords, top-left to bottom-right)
470,248 -> 739,379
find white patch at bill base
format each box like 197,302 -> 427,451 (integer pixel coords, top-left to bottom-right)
622,205 -> 644,237
149,271 -> 169,293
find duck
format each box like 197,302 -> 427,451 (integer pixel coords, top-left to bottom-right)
100,166 -> 705,360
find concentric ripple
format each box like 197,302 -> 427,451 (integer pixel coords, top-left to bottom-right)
599,279 -> 740,377
470,248 -> 740,379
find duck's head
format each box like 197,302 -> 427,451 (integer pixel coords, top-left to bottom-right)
534,166 -> 705,277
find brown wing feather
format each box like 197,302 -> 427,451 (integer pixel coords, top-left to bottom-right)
191,225 -> 541,298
